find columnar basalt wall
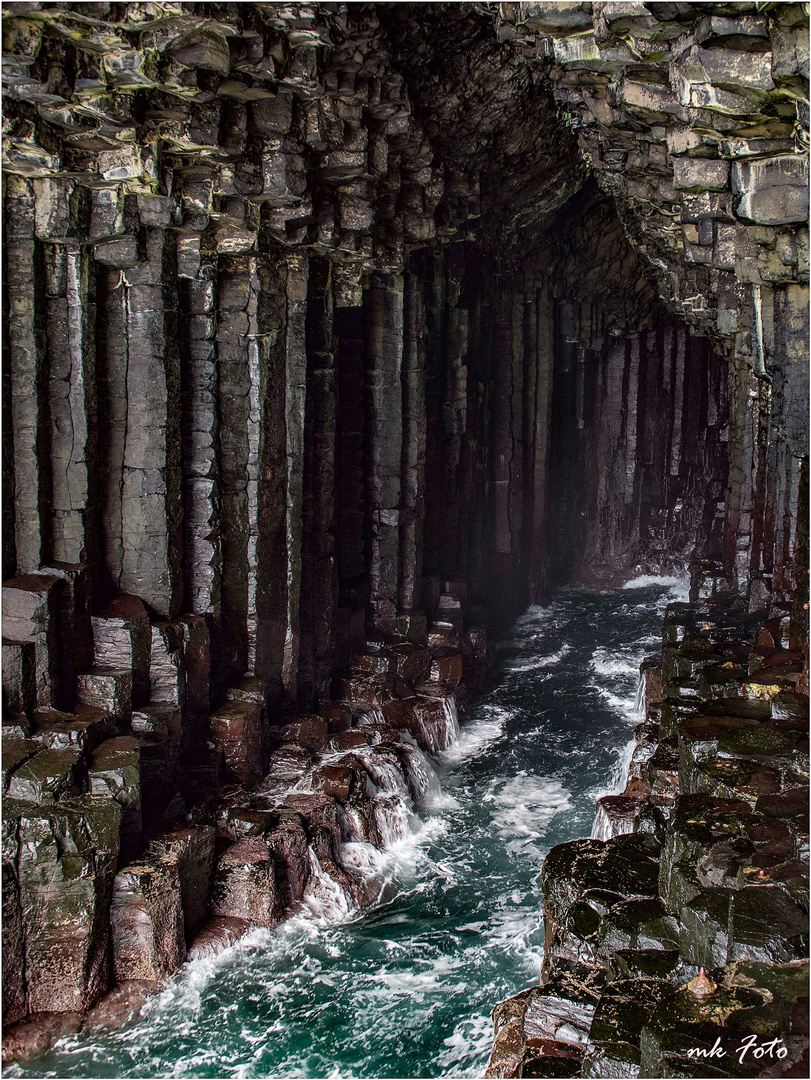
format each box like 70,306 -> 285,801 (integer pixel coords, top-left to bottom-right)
1,0 -> 808,1060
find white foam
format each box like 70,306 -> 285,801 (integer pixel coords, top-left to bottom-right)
633,669 -> 646,716
484,906 -> 544,966
591,800 -> 635,841
339,840 -> 392,890
363,755 -> 411,799
506,644 -> 571,673
301,849 -> 356,924
590,646 -> 640,679
371,793 -> 415,848
589,735 -> 637,802
435,703 -> 509,765
400,743 -> 444,806
622,573 -> 687,592
594,684 -> 638,713
484,774 -> 572,842
438,1011 -> 499,1074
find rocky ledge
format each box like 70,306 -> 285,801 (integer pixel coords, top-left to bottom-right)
486,581 -> 809,1079
2,576 -> 489,1065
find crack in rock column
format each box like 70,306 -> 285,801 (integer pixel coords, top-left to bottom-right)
299,257 -> 338,706
217,255 -> 253,684
526,286 -> 554,604
282,251 -> 309,702
253,253 -> 289,708
489,273 -> 516,625
41,177 -> 98,575
178,234 -> 221,626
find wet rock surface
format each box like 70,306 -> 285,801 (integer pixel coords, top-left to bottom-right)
488,594 -> 809,1079
1,0 -> 808,1070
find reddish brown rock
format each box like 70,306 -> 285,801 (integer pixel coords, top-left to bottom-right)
312,758 -> 362,803
328,730 -> 369,751
265,814 -> 312,907
319,701 -> 353,733
82,980 -> 163,1035
334,676 -> 388,707
209,701 -> 263,786
1,1011 -> 83,1066
110,854 -> 186,982
281,714 -> 329,753
10,795 -> 122,1014
150,825 -> 216,938
89,736 -> 141,858
427,652 -> 463,689
390,645 -> 432,685
210,839 -> 279,927
187,915 -> 251,961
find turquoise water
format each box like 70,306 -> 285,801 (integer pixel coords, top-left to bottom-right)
13,578 -> 685,1080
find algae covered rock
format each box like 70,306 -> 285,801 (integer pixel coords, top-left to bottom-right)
542,834 -> 661,931
587,977 -> 675,1072
8,795 -> 122,1013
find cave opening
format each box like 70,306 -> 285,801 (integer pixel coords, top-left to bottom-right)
2,2 -> 808,1074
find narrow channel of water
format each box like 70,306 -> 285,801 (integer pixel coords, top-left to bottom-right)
14,577 -> 686,1080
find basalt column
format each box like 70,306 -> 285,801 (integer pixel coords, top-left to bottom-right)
398,266 -> 428,630
365,273 -> 404,636
118,230 -> 183,621
333,303 -> 368,669
298,257 -> 337,707
546,313 -> 729,587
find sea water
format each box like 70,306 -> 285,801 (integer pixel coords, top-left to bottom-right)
12,577 -> 686,1079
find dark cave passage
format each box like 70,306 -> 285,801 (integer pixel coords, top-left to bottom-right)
1,2 -> 808,1074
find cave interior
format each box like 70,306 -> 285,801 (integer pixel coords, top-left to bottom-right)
1,0 -> 808,1066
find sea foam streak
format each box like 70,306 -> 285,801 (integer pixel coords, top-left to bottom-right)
485,773 -> 573,842
622,573 -> 687,592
